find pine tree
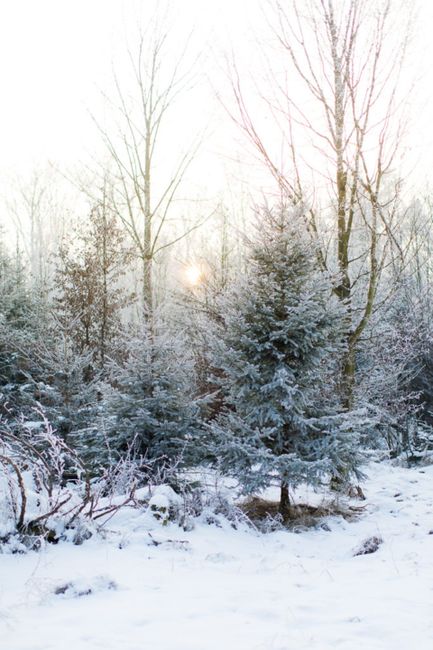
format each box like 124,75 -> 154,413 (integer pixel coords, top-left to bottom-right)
208,206 -> 362,516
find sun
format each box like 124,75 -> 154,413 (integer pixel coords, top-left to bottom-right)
184,264 -> 202,287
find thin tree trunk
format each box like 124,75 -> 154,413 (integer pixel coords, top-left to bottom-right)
279,481 -> 290,518
342,345 -> 356,410
142,254 -> 153,317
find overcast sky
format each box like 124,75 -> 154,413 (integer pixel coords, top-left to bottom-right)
0,1 -> 241,168
0,0 -> 432,195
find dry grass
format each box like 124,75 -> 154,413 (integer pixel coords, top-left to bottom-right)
239,496 -> 366,530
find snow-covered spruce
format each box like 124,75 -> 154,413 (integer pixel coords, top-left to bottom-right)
206,205 -> 363,516
97,318 -> 205,474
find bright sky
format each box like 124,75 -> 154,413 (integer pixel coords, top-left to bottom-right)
0,0 -> 432,196
0,1 -> 245,170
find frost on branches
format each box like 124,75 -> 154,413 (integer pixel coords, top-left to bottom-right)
207,206 -> 363,516
99,319 -> 205,475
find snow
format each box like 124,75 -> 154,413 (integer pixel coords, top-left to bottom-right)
148,485 -> 184,510
1,461 -> 433,649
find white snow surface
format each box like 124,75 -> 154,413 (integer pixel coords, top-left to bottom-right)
1,461 -> 433,650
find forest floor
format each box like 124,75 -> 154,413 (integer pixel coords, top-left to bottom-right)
1,460 -> 433,650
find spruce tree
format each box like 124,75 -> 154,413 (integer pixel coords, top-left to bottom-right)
0,238 -> 40,416
98,318 -> 204,476
208,206 -> 362,515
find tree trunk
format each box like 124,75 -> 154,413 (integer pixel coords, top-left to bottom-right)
279,481 -> 290,518
142,254 -> 153,317
342,344 -> 356,411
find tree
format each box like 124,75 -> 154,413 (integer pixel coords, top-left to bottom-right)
6,168 -> 66,302
55,190 -> 134,369
0,241 -> 31,331
208,205 -> 361,516
0,236 -> 38,412
99,318 -> 204,475
28,325 -> 100,450
230,0 -> 412,407
95,12 -> 203,317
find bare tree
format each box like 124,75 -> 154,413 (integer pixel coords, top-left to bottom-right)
5,168 -> 66,297
229,0 -> 413,406
94,13 -> 204,318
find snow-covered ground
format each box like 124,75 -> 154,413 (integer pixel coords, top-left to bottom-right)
1,461 -> 433,650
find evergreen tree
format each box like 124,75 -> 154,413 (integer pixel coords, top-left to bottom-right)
0,237 -> 40,415
97,318 -> 204,476
0,240 -> 32,331
208,206 -> 362,515
31,325 -> 100,448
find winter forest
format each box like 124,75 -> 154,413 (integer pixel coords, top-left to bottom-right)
2,1 -> 433,648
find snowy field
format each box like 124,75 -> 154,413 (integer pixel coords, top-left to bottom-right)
1,461 -> 433,650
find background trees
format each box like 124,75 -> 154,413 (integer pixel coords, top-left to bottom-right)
231,0 -> 412,407
0,0 -> 429,503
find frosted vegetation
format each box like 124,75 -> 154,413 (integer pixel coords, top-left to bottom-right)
1,1 -> 433,647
